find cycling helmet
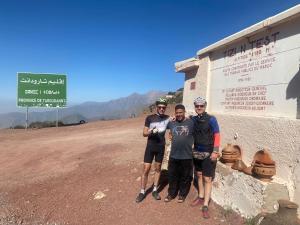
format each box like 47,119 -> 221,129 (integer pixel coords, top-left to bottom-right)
194,96 -> 207,105
156,97 -> 168,106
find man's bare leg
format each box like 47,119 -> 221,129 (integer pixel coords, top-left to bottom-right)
197,171 -> 205,198
153,162 -> 161,188
141,163 -> 152,190
191,171 -> 204,206
136,163 -> 152,203
201,176 -> 213,219
152,162 -> 162,200
203,176 -> 212,206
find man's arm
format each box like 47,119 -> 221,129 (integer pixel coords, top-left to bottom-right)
143,126 -> 153,137
209,116 -> 220,160
143,116 -> 153,137
168,130 -> 173,141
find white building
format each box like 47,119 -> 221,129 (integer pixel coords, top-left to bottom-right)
175,5 -> 300,218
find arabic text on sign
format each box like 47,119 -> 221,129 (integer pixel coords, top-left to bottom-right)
20,78 -> 65,85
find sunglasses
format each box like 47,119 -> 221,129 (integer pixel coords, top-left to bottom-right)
157,106 -> 166,110
195,105 -> 205,108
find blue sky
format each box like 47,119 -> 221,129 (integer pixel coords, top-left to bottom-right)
0,0 -> 299,107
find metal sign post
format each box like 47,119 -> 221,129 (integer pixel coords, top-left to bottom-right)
56,107 -> 59,128
25,107 -> 29,130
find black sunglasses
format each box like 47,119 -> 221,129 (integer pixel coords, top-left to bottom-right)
195,105 -> 205,108
157,106 -> 166,110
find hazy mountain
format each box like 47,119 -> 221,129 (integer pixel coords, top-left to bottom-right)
0,99 -> 22,114
0,91 -> 165,128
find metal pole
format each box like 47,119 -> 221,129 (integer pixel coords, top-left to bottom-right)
25,107 -> 28,130
56,107 -> 59,128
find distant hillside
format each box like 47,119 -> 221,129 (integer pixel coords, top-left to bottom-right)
0,91 -> 166,128
142,88 -> 183,115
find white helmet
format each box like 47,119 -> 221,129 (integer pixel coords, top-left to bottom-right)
194,97 -> 207,105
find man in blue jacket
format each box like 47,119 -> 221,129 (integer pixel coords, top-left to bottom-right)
190,97 -> 220,219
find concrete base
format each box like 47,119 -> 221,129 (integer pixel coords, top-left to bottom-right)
212,162 -> 290,218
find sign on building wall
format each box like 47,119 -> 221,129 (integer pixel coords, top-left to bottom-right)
190,81 -> 196,90
209,17 -> 300,118
17,73 -> 67,107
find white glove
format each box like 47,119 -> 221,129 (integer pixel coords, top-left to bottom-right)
152,128 -> 158,134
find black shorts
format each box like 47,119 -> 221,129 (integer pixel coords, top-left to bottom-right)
193,157 -> 217,178
144,144 -> 165,163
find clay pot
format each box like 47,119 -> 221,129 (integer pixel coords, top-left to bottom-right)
252,165 -> 276,182
253,162 -> 275,168
220,152 -> 239,163
232,145 -> 242,159
231,159 -> 247,171
221,144 -> 241,166
252,162 -> 276,182
253,149 -> 275,165
252,149 -> 276,182
222,144 -> 236,153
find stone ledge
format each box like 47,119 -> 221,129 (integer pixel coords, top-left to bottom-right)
212,162 -> 290,218
175,58 -> 199,73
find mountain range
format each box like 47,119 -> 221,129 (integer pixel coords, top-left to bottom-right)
0,91 -> 165,128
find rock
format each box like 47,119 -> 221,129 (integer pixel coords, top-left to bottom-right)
259,199 -> 300,225
94,191 -> 106,200
278,199 -> 299,209
136,176 -> 141,181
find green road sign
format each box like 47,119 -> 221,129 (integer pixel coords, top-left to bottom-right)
17,73 -> 67,107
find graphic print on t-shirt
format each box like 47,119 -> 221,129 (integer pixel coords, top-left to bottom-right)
145,114 -> 170,146
173,125 -> 189,136
149,118 -> 169,133
168,119 -> 194,160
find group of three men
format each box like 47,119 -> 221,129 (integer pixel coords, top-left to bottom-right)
135,97 -> 220,219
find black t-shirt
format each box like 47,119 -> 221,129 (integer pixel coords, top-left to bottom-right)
145,114 -> 169,146
167,118 -> 194,160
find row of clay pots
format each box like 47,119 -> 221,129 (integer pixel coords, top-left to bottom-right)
220,144 -> 276,182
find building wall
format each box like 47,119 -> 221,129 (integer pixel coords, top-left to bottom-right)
182,69 -> 197,111
183,56 -> 211,114
216,113 -> 300,195
180,14 -> 300,216
209,16 -> 300,119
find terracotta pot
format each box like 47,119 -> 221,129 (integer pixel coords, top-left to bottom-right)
232,145 -> 242,159
253,149 -> 275,165
222,144 -> 239,154
231,159 -> 247,171
253,162 -> 276,168
220,153 -> 239,163
221,152 -> 240,156
221,144 -> 242,165
253,165 -> 276,182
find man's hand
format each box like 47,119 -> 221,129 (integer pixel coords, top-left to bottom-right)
170,116 -> 176,122
148,128 -> 154,135
143,127 -> 154,137
210,152 -> 219,161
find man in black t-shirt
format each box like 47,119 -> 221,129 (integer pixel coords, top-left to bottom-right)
164,104 -> 194,203
136,98 -> 169,203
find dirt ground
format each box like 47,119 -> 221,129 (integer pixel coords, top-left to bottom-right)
0,117 -> 244,225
